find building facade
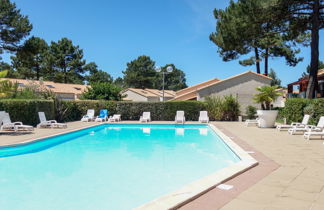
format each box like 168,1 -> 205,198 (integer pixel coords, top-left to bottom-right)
122,88 -> 176,102
173,71 -> 273,112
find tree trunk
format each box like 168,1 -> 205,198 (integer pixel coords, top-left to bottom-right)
36,64 -> 40,80
264,48 -> 269,76
64,65 -> 67,84
254,48 -> 261,74
306,0 -> 320,99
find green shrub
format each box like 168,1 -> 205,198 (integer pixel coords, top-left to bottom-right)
282,98 -> 324,125
115,101 -> 206,121
205,95 -> 240,121
306,99 -> 324,124
282,98 -> 309,124
205,96 -> 224,120
246,105 -> 257,119
222,95 -> 240,121
0,99 -> 54,126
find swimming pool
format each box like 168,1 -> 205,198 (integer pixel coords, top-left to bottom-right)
0,124 -> 243,210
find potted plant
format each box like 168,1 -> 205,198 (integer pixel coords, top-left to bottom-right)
253,85 -> 283,128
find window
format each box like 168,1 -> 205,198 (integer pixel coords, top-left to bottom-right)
74,87 -> 81,90
46,85 -> 55,88
18,83 -> 25,87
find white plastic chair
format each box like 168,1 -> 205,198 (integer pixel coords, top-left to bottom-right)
175,111 -> 185,124
108,114 -> 121,122
199,111 -> 209,123
289,116 -> 324,135
140,112 -> 151,123
81,109 -> 95,122
1,112 -> 34,132
37,112 -> 67,129
245,118 -> 259,127
276,114 -> 310,131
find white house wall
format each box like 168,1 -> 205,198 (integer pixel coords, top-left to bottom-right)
123,90 -> 148,101
197,73 -> 272,112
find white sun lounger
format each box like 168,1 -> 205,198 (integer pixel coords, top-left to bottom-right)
140,112 -> 151,123
37,112 -> 67,129
288,116 -> 324,135
81,109 -> 95,122
0,112 -> 34,132
199,111 -> 209,123
245,118 -> 259,126
303,128 -> 324,140
276,114 -> 310,131
175,111 -> 185,124
108,114 -> 121,122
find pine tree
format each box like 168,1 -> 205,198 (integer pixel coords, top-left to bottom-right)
11,36 -> 49,80
277,0 -> 324,98
0,0 -> 32,56
48,38 -> 86,84
210,0 -> 308,75
122,55 -> 157,89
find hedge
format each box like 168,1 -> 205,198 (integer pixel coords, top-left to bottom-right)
59,100 -> 207,122
0,100 -> 208,124
115,101 -> 207,121
0,100 -> 55,126
59,100 -> 116,122
282,98 -> 324,125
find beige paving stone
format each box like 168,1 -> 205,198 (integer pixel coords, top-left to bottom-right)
268,197 -> 312,210
247,184 -> 285,195
288,177 -> 324,193
315,190 -> 324,204
220,199 -> 267,210
236,190 -> 277,204
279,188 -> 318,202
310,202 -> 324,210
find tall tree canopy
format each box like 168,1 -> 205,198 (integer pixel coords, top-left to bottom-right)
84,62 -> 113,84
155,64 -> 188,91
210,0 -> 308,75
48,38 -> 86,84
122,56 -> 187,90
277,0 -> 324,98
0,0 -> 32,56
11,36 -> 49,80
122,55 -> 157,89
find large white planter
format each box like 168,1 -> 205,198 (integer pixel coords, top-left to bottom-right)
257,110 -> 278,128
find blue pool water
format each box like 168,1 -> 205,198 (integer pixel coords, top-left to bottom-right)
0,124 -> 240,210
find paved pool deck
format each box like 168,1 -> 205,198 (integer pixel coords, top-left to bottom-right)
214,122 -> 324,210
1,121 -> 324,209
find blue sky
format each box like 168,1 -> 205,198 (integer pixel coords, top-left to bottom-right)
3,0 -> 324,86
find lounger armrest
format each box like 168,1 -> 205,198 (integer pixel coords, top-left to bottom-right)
291,122 -> 300,126
14,122 -> 23,125
49,120 -> 57,123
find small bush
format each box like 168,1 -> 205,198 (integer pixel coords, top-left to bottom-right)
205,95 -> 240,121
222,95 -> 240,121
205,96 -> 224,120
282,98 -> 324,125
306,99 -> 324,124
282,98 -> 309,124
246,105 -> 257,119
